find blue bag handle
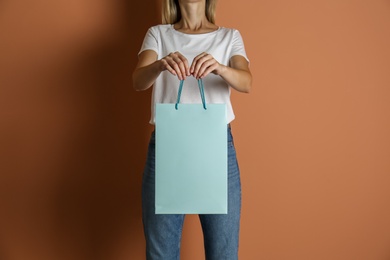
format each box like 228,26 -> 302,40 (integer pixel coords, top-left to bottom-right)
175,79 -> 207,110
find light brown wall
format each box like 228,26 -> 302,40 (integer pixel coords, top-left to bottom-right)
1,0 -> 389,259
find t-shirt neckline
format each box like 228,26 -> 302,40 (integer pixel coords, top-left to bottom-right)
170,24 -> 221,36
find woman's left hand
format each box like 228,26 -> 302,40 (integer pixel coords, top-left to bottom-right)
190,52 -> 225,79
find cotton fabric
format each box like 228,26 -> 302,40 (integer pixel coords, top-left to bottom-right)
138,24 -> 249,124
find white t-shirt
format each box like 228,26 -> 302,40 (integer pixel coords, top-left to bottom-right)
138,24 -> 249,124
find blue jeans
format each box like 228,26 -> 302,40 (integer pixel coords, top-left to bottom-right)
142,126 -> 241,260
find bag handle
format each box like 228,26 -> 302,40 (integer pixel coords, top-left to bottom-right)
175,79 -> 207,110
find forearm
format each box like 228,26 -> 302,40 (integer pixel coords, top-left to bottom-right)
218,65 -> 252,93
132,60 -> 163,91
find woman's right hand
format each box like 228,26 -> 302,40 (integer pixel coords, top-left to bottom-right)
159,52 -> 190,80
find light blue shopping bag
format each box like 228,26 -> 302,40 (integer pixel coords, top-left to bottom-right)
155,79 -> 227,214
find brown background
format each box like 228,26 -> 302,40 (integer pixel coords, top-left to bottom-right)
1,0 -> 390,259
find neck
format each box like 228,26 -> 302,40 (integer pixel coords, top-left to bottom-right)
176,1 -> 211,31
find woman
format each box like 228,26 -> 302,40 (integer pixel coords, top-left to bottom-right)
132,0 -> 252,259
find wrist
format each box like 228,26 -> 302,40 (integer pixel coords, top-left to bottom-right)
155,59 -> 165,73
216,64 -> 229,77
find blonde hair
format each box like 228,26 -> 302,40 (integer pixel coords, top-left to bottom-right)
162,0 -> 217,24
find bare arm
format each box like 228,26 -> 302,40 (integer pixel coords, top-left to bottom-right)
219,55 -> 252,93
191,53 -> 252,93
132,50 -> 190,91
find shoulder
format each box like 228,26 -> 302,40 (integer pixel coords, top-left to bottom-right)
217,27 -> 246,44
218,26 -> 241,34
147,24 -> 172,35
217,27 -> 244,39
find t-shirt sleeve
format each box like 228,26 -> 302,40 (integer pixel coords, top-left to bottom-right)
138,27 -> 159,56
230,29 -> 250,63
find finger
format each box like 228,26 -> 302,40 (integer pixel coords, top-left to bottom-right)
175,52 -> 190,76
166,57 -> 184,80
170,52 -> 189,78
199,63 -> 219,79
169,52 -> 188,79
163,61 -> 177,76
196,59 -> 216,79
193,54 -> 213,78
161,58 -> 177,76
172,57 -> 188,79
170,62 -> 184,80
190,52 -> 208,74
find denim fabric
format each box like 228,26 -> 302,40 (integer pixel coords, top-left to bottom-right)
141,126 -> 241,260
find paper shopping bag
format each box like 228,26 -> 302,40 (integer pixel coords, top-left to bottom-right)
155,79 -> 227,214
